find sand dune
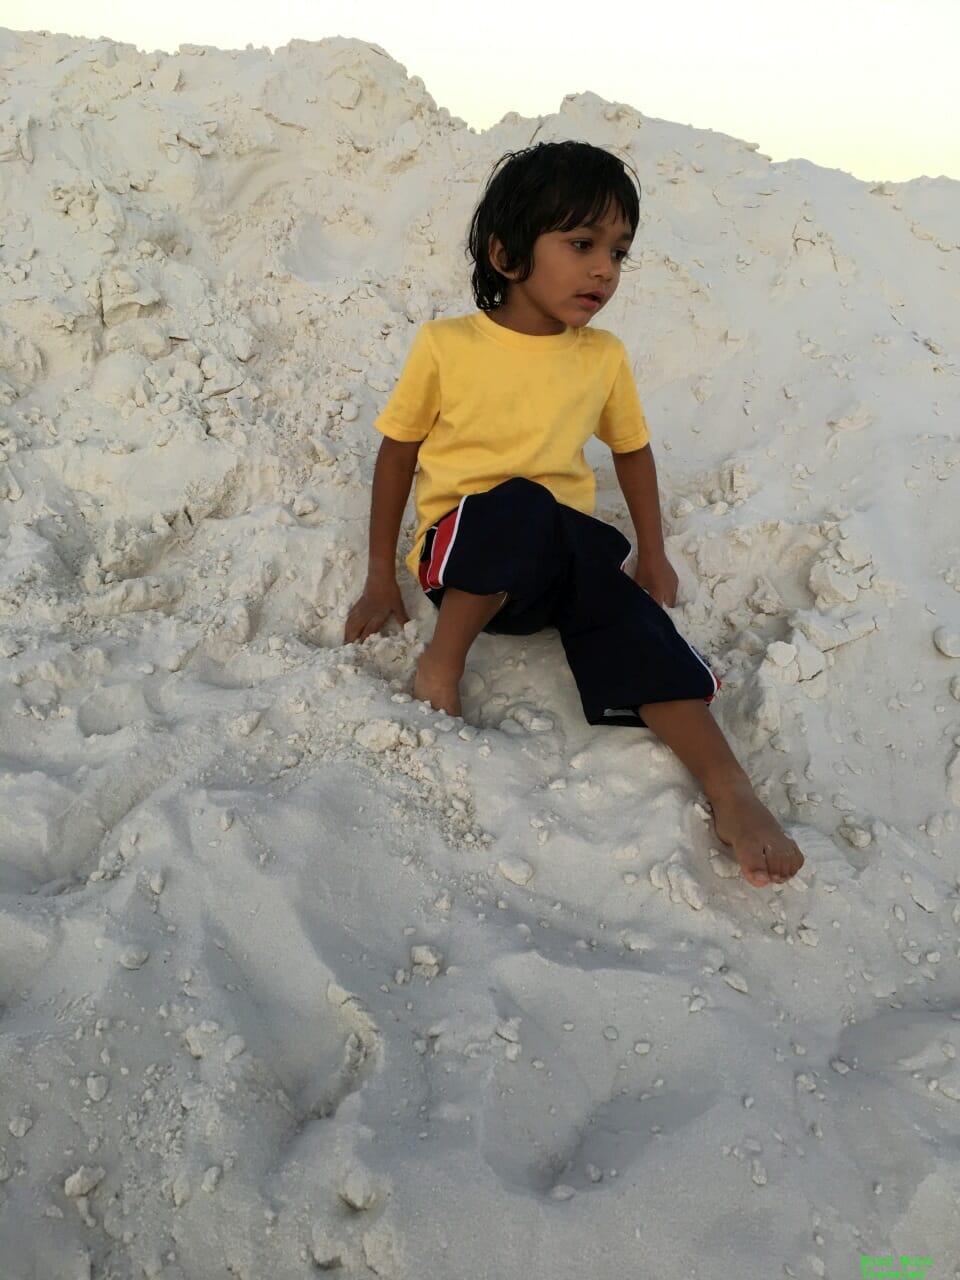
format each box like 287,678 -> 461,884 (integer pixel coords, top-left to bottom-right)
0,28 -> 958,1280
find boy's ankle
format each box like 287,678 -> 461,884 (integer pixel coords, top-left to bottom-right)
414,648 -> 464,716
418,645 -> 465,681
702,767 -> 752,800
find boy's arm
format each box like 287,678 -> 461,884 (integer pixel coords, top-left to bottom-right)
612,444 -> 679,607
344,436 -> 421,643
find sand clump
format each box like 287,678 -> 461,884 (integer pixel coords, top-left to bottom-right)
0,26 -> 959,1280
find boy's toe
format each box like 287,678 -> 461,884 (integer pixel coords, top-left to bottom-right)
767,840 -> 804,882
739,843 -> 770,886
766,846 -> 787,881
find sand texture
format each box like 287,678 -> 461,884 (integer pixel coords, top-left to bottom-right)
1,27 -> 959,1280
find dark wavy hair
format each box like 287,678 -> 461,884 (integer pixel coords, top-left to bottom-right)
467,140 -> 641,311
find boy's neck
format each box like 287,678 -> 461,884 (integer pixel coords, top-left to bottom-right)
486,302 -> 569,338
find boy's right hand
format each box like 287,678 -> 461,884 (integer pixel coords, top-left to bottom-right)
344,576 -> 410,644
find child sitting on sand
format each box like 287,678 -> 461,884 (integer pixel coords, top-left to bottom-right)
345,140 -> 803,888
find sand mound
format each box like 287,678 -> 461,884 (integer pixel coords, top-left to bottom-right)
0,28 -> 958,1279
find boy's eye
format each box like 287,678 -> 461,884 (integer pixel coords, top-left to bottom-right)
570,239 -> 630,262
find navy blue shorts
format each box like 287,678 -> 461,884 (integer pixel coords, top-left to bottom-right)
418,478 -> 719,727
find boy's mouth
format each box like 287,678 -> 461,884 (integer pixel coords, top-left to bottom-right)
576,292 -> 603,308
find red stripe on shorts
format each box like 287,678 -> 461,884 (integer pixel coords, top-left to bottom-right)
419,509 -> 458,591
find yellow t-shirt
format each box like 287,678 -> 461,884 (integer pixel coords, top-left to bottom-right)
374,309 -> 650,577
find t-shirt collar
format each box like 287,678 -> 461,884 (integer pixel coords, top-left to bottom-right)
472,310 -> 579,351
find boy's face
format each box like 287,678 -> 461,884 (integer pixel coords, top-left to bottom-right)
489,203 -> 634,336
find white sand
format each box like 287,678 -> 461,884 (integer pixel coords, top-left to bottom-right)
0,26 -> 959,1280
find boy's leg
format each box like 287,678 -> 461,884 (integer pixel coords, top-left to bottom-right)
415,480 -> 566,716
638,698 -> 804,886
414,588 -> 507,716
548,505 -> 803,887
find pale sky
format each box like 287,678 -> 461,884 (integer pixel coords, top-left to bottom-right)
4,0 -> 958,183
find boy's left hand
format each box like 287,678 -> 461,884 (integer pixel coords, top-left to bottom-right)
634,551 -> 679,608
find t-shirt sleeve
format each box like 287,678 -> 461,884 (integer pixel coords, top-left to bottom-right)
374,324 -> 440,442
594,342 -> 651,453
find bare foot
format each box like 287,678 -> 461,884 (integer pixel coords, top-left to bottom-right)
706,778 -> 804,887
414,648 -> 462,716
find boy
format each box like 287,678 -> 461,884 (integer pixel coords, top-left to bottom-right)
345,141 -> 803,888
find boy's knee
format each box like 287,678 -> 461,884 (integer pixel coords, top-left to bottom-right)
446,478 -> 564,599
490,477 -> 559,526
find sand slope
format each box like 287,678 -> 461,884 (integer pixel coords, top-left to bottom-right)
0,28 -> 959,1280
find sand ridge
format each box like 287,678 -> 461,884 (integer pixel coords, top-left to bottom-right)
0,26 -> 959,1280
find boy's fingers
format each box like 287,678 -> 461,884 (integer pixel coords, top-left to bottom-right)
344,603 -> 369,643
346,595 -> 407,644
345,606 -> 372,644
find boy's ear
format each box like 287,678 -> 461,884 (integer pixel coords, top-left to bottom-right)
488,234 -> 517,280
